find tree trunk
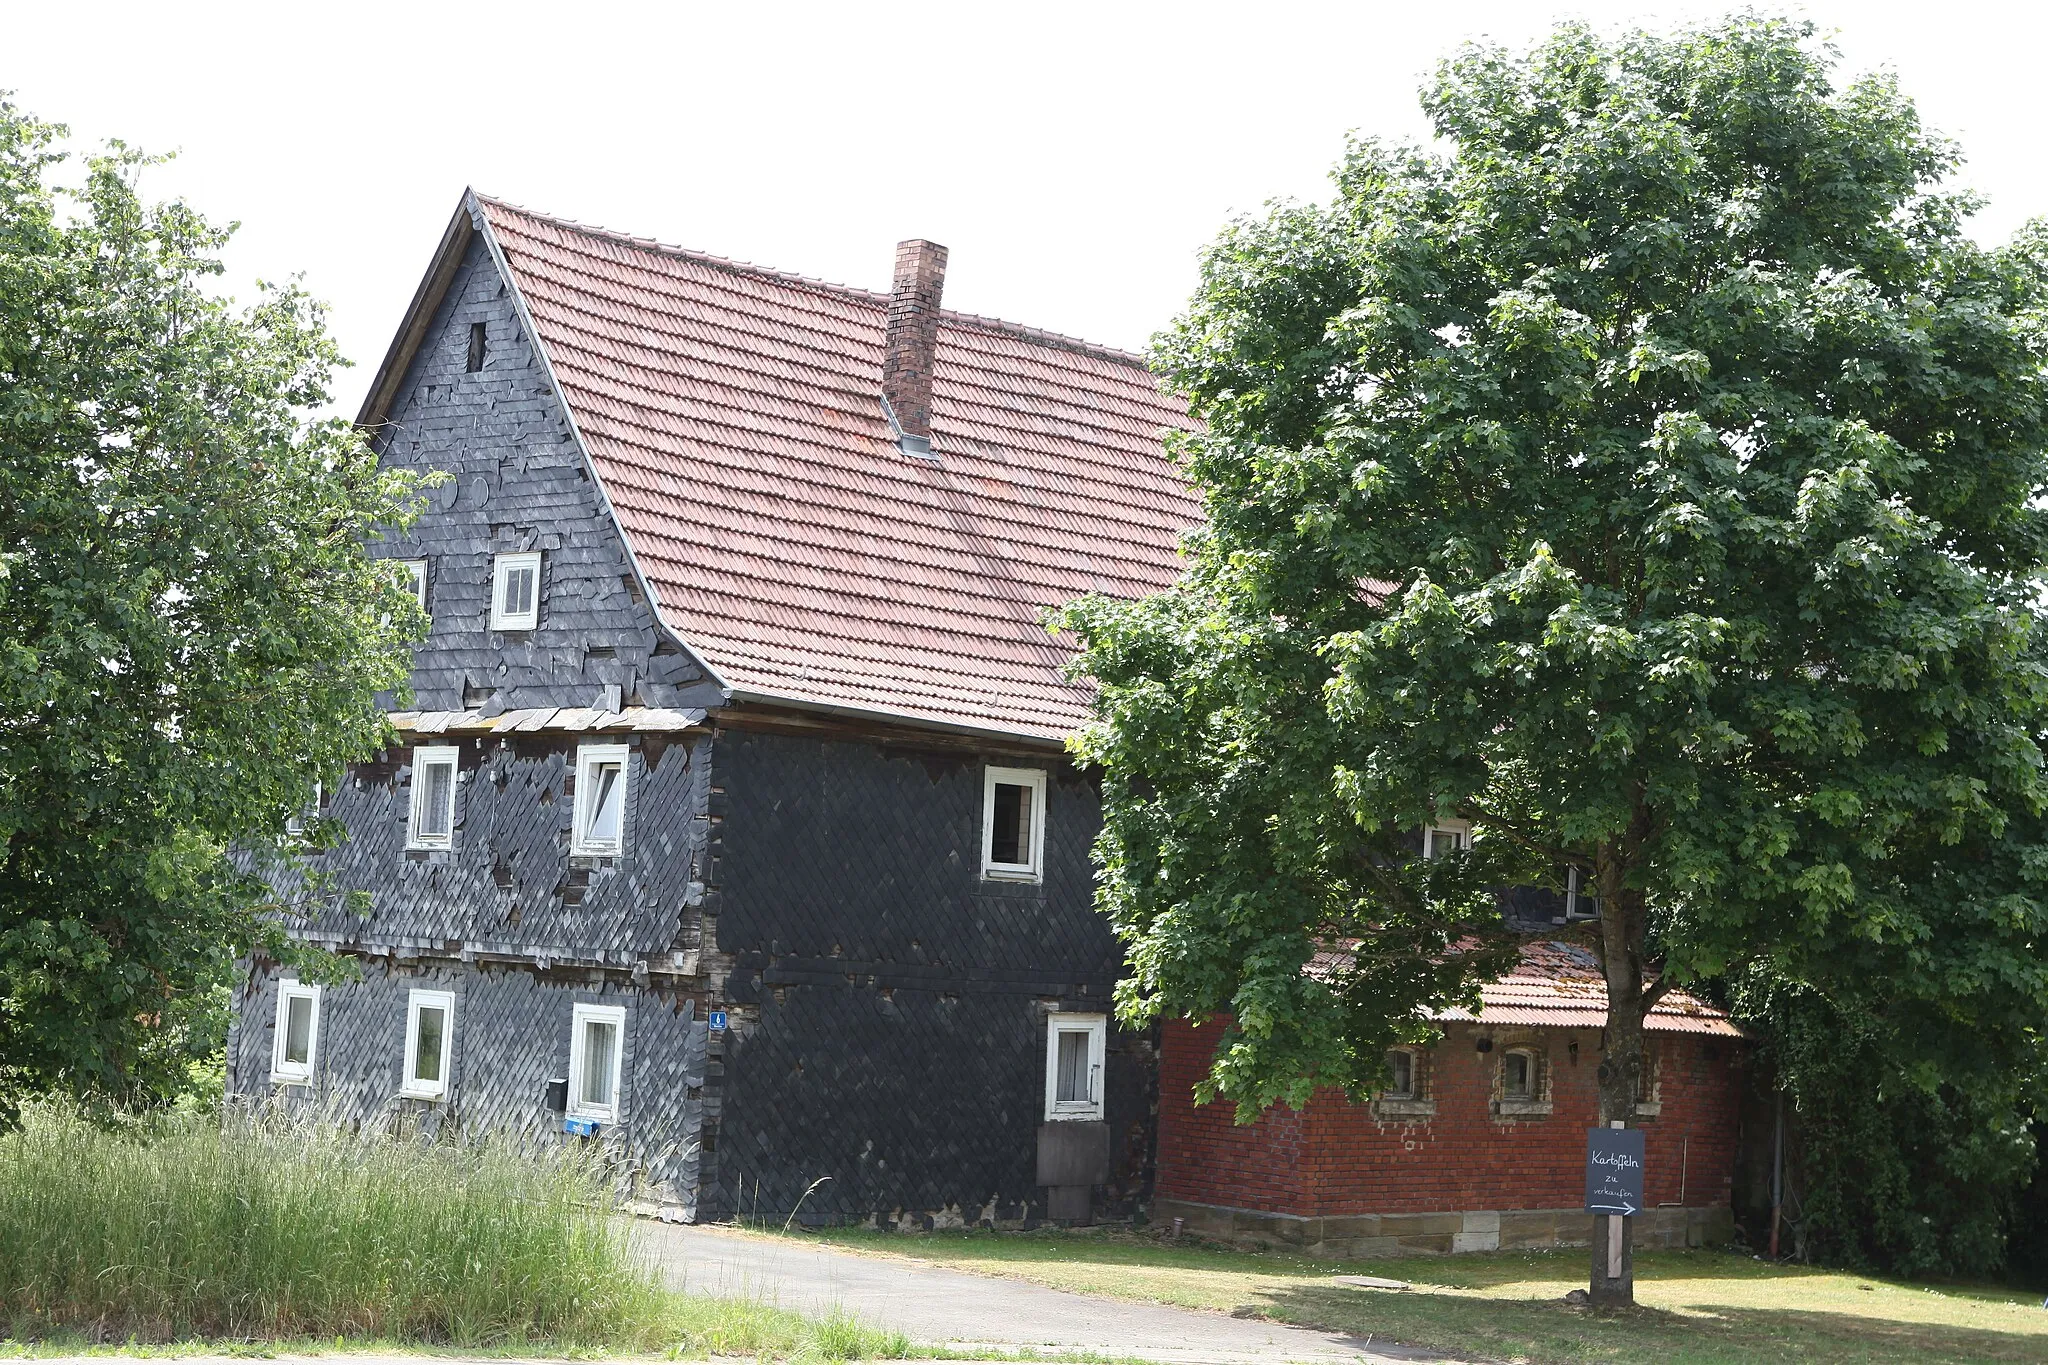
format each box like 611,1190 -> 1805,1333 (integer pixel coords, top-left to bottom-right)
1589,856 -> 1650,1307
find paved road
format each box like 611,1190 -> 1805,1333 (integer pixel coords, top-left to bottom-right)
638,1223 -> 1463,1364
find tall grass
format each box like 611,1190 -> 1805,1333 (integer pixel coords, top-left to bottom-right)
0,1104 -> 907,1357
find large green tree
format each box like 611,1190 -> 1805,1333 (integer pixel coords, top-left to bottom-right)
1062,16 -> 2048,1301
0,104 -> 424,1112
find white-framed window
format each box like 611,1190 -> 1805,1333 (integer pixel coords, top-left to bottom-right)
490,552 -> 542,631
1043,1012 -> 1106,1121
285,780 -> 322,838
1384,1047 -> 1420,1100
397,559 -> 428,612
270,979 -> 321,1085
401,988 -> 455,1100
982,765 -> 1047,882
571,743 -> 630,857
1563,865 -> 1600,921
568,1002 -> 627,1124
1423,818 -> 1470,860
407,745 -> 459,850
1503,1047 -> 1538,1100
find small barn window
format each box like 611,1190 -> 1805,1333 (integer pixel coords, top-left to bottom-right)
397,559 -> 428,612
1504,1048 -> 1536,1099
568,1003 -> 626,1124
271,980 -> 321,1085
1384,1048 -> 1418,1100
1423,819 -> 1470,860
402,988 -> 455,1100
490,552 -> 542,631
982,766 -> 1047,882
572,744 -> 629,856
1043,1013 -> 1106,1121
407,745 -> 459,849
467,321 -> 487,373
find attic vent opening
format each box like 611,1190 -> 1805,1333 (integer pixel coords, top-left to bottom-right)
467,322 -> 487,373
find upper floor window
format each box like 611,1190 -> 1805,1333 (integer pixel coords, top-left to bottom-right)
271,979 -> 320,1085
1503,1047 -> 1536,1099
1423,819 -> 1470,860
402,988 -> 455,1101
491,552 -> 542,631
983,765 -> 1047,882
568,1002 -> 626,1124
1562,865 -> 1600,921
572,743 -> 629,856
1384,1047 -> 1420,1100
285,780 -> 323,838
397,559 -> 428,612
467,321 -> 487,373
1043,1013 -> 1106,1121
407,745 -> 458,850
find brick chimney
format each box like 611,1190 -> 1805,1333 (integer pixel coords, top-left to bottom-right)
882,239 -> 948,450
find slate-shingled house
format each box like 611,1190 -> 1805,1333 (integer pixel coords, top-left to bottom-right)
225,191 -> 1196,1226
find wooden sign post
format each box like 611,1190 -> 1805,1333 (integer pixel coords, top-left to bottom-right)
1585,1120 -> 1645,1300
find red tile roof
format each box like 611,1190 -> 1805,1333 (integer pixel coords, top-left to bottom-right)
1308,940 -> 1743,1036
474,196 -> 1198,741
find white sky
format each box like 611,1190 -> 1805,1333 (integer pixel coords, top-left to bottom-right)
10,1 -> 2048,412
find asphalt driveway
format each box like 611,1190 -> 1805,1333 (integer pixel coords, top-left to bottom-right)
638,1223 -> 1463,1364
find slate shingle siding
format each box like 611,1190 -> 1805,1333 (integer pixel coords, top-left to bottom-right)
704,727 -> 1155,1226
230,960 -> 708,1215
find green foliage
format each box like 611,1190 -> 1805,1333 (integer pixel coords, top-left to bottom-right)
1061,8 -> 2048,1160
1735,968 -> 2045,1278
0,1102 -> 913,1356
0,100 -> 427,1110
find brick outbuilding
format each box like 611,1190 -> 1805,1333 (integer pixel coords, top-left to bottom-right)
1153,941 -> 1746,1255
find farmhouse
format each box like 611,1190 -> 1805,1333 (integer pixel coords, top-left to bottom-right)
226,193 -> 1747,1241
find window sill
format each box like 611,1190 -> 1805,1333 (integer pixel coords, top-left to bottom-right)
1043,1109 -> 1105,1123
567,1110 -> 618,1127
981,867 -> 1042,885
1495,1099 -> 1554,1118
1633,1102 -> 1663,1119
1372,1097 -> 1437,1119
399,1088 -> 447,1102
270,1073 -> 311,1087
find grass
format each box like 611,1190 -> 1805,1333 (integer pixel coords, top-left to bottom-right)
0,1103 -> 909,1359
768,1224 -> 2048,1364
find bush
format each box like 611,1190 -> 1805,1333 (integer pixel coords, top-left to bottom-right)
0,1103 -> 907,1357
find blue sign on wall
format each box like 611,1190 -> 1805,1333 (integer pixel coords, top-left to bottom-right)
564,1116 -> 598,1137
708,1009 -> 728,1031
1585,1127 -> 1647,1215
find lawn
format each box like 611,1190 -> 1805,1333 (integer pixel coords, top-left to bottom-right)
773,1225 -> 2048,1365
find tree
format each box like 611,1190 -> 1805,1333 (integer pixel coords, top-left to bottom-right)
0,103 -> 426,1114
1061,16 -> 2048,1303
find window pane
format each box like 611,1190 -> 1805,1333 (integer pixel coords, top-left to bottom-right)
1386,1050 -> 1411,1097
1055,1029 -> 1090,1103
1505,1053 -> 1530,1096
1427,828 -> 1462,859
414,1005 -> 445,1083
586,763 -> 623,844
283,995 -> 313,1066
419,761 -> 452,838
505,566 -> 533,618
581,1020 -> 616,1107
992,783 -> 1029,865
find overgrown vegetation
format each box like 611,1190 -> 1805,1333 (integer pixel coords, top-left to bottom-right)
0,1103 -> 908,1358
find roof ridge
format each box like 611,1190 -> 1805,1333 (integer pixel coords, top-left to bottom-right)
474,192 -> 1154,372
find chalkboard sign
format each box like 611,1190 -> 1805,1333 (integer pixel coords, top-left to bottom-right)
1585,1127 -> 1646,1215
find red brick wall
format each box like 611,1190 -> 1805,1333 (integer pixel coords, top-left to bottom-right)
1158,1018 -> 1743,1216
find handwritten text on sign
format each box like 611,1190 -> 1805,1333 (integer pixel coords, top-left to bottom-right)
1584,1127 -> 1647,1216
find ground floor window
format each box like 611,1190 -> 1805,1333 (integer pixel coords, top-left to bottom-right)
401,988 -> 455,1100
271,980 -> 321,1085
1043,1013 -> 1106,1121
568,1002 -> 626,1123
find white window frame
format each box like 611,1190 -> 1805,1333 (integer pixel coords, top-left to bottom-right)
1042,1012 -> 1107,1121
982,765 -> 1048,883
1563,865 -> 1599,921
1423,818 -> 1471,860
401,988 -> 456,1100
285,779 -> 322,838
571,743 -> 631,857
568,1002 -> 627,1124
406,745 -> 459,850
1503,1046 -> 1538,1099
1383,1046 -> 1420,1100
270,979 -> 321,1085
396,559 -> 428,612
490,551 -> 542,631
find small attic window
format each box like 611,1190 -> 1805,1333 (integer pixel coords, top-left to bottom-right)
467,322 -> 487,373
